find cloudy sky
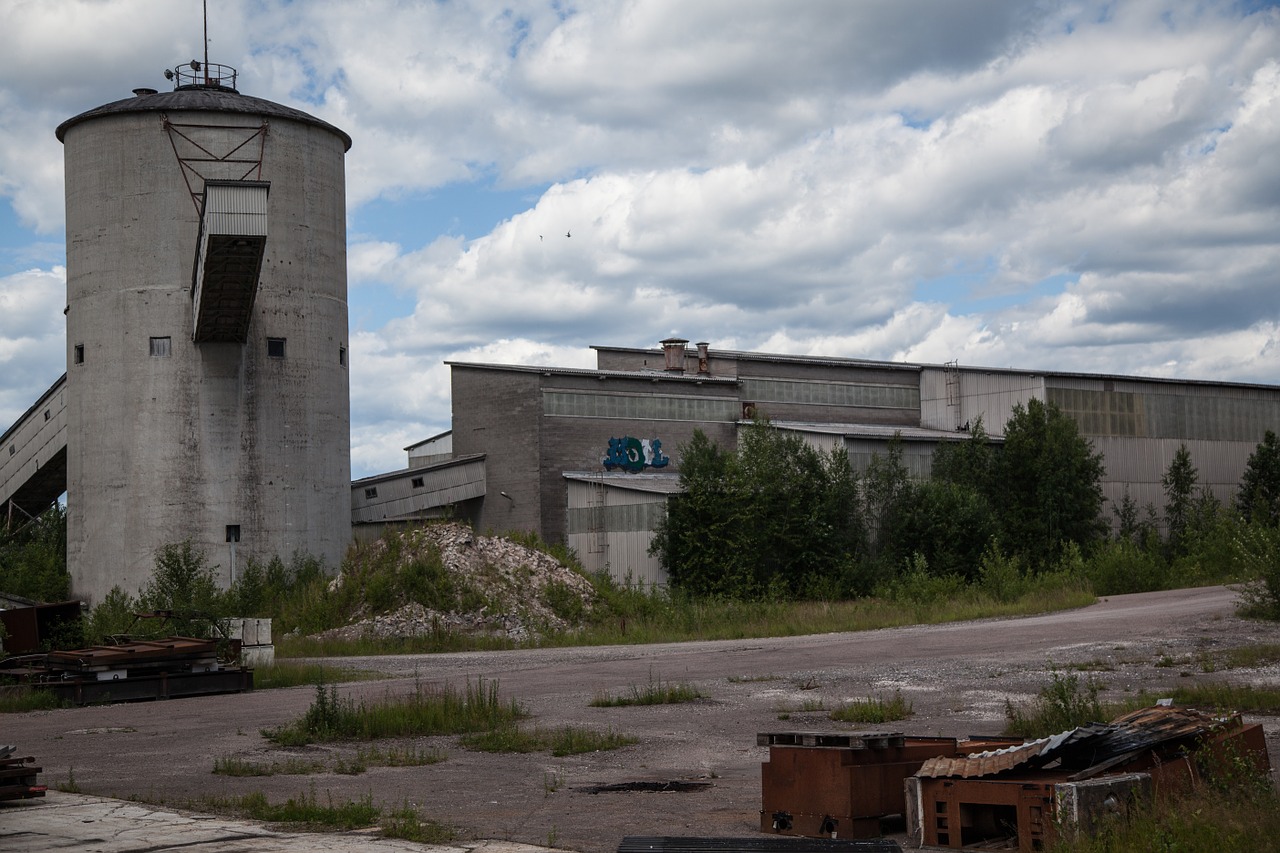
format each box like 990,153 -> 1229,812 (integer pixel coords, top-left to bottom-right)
2,0 -> 1278,478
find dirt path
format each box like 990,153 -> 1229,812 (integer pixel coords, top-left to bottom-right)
6,586 -> 1279,852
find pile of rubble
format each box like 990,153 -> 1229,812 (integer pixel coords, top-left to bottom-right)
314,523 -> 599,644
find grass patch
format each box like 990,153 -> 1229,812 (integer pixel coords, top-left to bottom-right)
1064,657 -> 1117,672
212,756 -> 326,777
213,744 -> 443,778
380,802 -> 456,844
130,786 -> 459,842
356,743 -> 446,767
589,674 -> 703,707
461,724 -> 637,756
252,661 -> 383,690
263,678 -> 524,747
830,690 -> 913,724
1216,643 -> 1280,670
277,632 -> 516,658
0,688 -> 65,713
1137,682 -> 1280,714
203,789 -> 379,830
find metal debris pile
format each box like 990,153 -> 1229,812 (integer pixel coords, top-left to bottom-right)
757,706 -> 1271,852
0,745 -> 45,801
907,705 -> 1271,850
0,636 -> 252,704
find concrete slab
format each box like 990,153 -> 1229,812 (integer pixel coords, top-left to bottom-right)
0,792 -> 562,853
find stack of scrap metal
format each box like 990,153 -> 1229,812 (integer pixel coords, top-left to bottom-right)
0,745 -> 45,801
0,636 -> 253,704
906,706 -> 1271,851
758,731 -> 1024,839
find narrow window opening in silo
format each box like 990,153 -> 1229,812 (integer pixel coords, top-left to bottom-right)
44,409 -> 50,421
7,445 -> 14,457
226,524 -> 241,543
74,344 -> 84,364
149,336 -> 171,357
411,477 -> 425,488
339,345 -> 347,367
267,337 -> 287,359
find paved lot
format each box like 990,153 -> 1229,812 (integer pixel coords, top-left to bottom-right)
3,586 -> 1278,852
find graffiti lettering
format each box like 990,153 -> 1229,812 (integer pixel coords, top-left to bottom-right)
604,437 -> 670,472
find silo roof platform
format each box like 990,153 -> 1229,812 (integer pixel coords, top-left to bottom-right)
192,180 -> 269,343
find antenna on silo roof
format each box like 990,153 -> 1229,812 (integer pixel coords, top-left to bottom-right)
161,0 -> 237,91
202,0 -> 210,86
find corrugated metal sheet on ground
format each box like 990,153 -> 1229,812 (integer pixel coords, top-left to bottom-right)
917,706 -> 1224,780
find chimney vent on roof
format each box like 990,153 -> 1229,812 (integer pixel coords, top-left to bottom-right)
132,88 -> 158,97
695,342 -> 710,375
661,337 -> 689,372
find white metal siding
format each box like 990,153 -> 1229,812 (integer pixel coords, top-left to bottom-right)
203,183 -> 269,236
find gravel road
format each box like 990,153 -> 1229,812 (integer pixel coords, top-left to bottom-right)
5,585 -> 1279,852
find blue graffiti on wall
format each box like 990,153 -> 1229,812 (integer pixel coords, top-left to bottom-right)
603,437 -> 670,473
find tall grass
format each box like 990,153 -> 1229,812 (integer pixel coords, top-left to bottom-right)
1004,671 -> 1108,737
264,678 -> 524,747
251,661 -> 382,690
0,688 -> 65,713
830,690 -> 914,724
589,674 -> 704,707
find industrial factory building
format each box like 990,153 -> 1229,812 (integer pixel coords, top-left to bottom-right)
352,339 -> 1280,586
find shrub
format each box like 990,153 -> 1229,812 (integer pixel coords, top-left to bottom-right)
879,553 -> 965,604
1005,671 -> 1105,738
1234,521 -> 1280,619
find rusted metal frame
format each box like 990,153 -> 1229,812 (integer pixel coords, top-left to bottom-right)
162,117 -> 268,213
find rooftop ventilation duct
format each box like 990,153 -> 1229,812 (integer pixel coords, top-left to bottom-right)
661,337 -> 689,372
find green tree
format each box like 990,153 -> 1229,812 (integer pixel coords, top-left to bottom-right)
651,430 -> 746,597
882,479 -> 997,582
0,504 -> 70,602
1162,444 -> 1198,555
993,398 -> 1107,565
136,541 -> 226,636
930,417 -> 995,493
652,422 -> 865,599
861,434 -> 910,561
1238,430 -> 1280,525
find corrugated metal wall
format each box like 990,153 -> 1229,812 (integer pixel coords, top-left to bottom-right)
351,459 -> 486,524
565,479 -> 669,586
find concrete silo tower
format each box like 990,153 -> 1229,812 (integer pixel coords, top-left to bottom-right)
56,61 -> 352,604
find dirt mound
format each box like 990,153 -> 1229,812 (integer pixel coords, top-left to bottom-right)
315,522 -> 598,643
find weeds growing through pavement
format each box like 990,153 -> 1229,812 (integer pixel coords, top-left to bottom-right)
460,724 -> 636,756
263,678 -> 523,746
589,672 -> 703,707
829,690 -> 913,724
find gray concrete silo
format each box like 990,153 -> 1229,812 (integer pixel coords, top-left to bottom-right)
56,63 -> 352,604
